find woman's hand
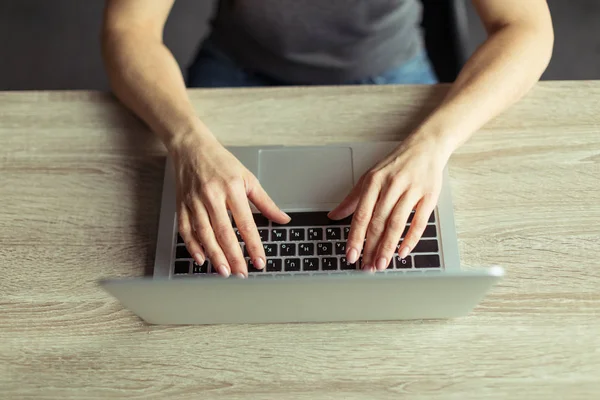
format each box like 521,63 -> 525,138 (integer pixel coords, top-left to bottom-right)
328,135 -> 449,272
172,134 -> 290,278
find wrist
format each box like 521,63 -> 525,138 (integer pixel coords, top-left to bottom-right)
165,118 -> 219,155
406,127 -> 456,163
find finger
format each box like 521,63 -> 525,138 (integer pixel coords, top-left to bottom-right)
228,189 -> 267,271
362,183 -> 408,271
177,202 -> 206,265
375,190 -> 423,270
203,196 -> 248,277
246,177 -> 290,224
188,199 -> 231,278
399,193 -> 437,259
328,176 -> 365,220
344,174 -> 382,267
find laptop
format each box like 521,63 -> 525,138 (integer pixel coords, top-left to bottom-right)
100,142 -> 504,324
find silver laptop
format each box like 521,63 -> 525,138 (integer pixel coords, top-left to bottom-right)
101,142 -> 503,324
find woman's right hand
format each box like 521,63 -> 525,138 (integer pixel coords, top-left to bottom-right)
171,132 -> 290,278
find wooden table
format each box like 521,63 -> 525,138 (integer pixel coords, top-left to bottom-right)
1,82 -> 599,399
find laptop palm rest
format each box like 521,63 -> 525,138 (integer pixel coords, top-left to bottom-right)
257,147 -> 354,209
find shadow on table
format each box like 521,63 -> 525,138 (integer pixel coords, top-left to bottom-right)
104,96 -> 166,277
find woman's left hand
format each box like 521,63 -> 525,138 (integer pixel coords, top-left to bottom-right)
328,135 -> 449,272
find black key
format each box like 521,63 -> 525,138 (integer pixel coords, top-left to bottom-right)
414,255 -> 441,268
174,260 -> 190,274
303,258 -> 319,271
258,229 -> 269,242
407,211 -> 435,224
395,256 -> 413,269
274,212 -> 352,227
322,257 -> 338,271
280,243 -> 296,256
248,259 -> 263,273
285,258 -> 301,272
177,234 -> 184,244
413,240 -> 439,253
307,228 -> 323,241
243,245 -> 249,257
193,261 -> 209,274
334,242 -> 346,255
340,257 -> 358,270
343,226 -> 351,240
263,243 -> 277,257
234,213 -> 269,227
317,242 -> 333,255
299,243 -> 314,256
325,227 -> 341,240
175,245 -> 191,259
290,229 -> 305,241
266,259 -> 282,272
387,259 -> 394,270
422,225 -> 437,238
234,229 -> 243,242
271,229 -> 287,241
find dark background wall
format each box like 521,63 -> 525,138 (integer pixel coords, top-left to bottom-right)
0,0 -> 599,91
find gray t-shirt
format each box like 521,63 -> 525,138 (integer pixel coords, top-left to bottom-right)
210,0 -> 424,84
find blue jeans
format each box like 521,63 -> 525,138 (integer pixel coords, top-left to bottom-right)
187,40 -> 438,88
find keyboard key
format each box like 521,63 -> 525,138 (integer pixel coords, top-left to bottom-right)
290,229 -> 305,241
285,258 -> 301,272
307,228 -> 323,241
343,227 -> 351,240
175,245 -> 191,259
326,227 -> 341,240
280,243 -> 296,256
243,245 -> 249,257
299,243 -> 315,256
193,261 -> 209,274
322,257 -> 338,271
395,256 -> 412,269
258,229 -> 269,242
271,229 -> 287,241
413,240 -> 439,253
266,259 -> 282,272
387,259 -> 394,270
177,234 -> 184,244
274,212 -> 352,227
335,242 -> 346,255
317,242 -> 333,255
234,229 -> 243,242
422,225 -> 437,238
263,243 -> 277,257
414,255 -> 441,268
248,259 -> 263,273
174,260 -> 190,274
303,258 -> 319,271
340,257 -> 358,270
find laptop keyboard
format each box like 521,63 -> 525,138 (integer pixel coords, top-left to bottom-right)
172,211 -> 442,277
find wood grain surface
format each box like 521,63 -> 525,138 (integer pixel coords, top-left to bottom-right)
1,82 -> 599,399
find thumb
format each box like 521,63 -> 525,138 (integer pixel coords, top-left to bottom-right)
246,178 -> 290,224
328,179 -> 364,220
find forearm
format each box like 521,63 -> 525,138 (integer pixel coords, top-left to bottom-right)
101,29 -> 214,151
414,23 -> 554,158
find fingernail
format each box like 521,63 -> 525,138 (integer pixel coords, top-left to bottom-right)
376,257 -> 387,271
193,253 -> 204,265
254,257 -> 265,269
399,246 -> 410,259
236,273 -> 246,279
347,248 -> 359,264
218,265 -> 230,278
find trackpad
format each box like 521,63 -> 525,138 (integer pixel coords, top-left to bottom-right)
258,147 -> 354,207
